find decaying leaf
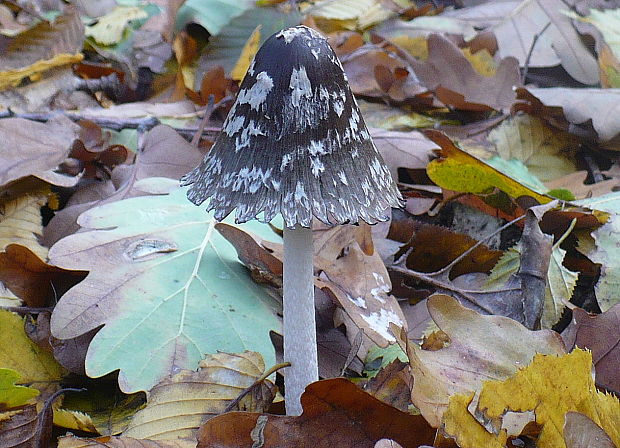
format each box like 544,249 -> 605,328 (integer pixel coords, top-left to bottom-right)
0,8 -> 84,90
0,368 -> 39,410
0,116 -> 80,187
124,351 -> 275,440
0,404 -> 38,448
492,0 -> 599,85
196,378 -> 435,448
85,7 -> 149,46
564,411 -> 617,448
408,34 -> 521,112
563,304 -> 620,394
487,114 -> 578,183
396,294 -> 565,427
0,310 -> 66,399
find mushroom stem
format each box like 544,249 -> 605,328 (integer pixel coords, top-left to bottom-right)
283,225 -> 318,415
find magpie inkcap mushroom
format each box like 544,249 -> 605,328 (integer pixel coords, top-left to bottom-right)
181,25 -> 403,416
181,25 -> 403,227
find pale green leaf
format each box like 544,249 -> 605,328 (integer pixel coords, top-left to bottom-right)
175,0 -> 254,36
49,184 -> 282,393
194,6 -> 301,84
589,215 -> 620,311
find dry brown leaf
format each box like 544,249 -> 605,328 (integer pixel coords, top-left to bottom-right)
196,378 -> 435,448
370,128 -> 438,181
0,404 -> 38,448
0,244 -> 84,307
0,8 -> 84,90
564,411 -> 617,448
563,304 -> 620,394
492,0 -> 599,85
396,294 -> 566,427
410,34 -> 521,112
0,116 -> 80,187
314,226 -> 407,352
517,87 -> 620,146
340,44 -> 427,101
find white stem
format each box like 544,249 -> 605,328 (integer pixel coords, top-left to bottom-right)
283,225 -> 318,416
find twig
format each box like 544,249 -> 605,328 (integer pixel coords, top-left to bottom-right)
223,362 -> 291,413
522,22 -> 551,84
391,213 -> 528,314
0,110 -> 223,141
191,95 -> 216,146
0,306 -> 53,314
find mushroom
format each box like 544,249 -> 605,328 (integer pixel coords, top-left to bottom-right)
181,25 -> 402,415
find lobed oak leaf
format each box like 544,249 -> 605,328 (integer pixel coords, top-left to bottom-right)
49,186 -> 281,393
395,294 -> 565,428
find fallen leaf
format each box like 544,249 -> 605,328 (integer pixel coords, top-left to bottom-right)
0,8 -> 84,90
563,304 -> 620,394
363,360 -> 411,412
124,351 -> 275,440
49,185 -> 281,393
487,114 -> 578,183
85,6 -> 149,46
564,411 -> 617,448
0,116 -> 80,187
408,34 -> 521,112
370,128 -> 438,181
587,214 -> 620,311
396,294 -> 566,427
517,87 -> 620,145
0,368 -> 39,410
196,378 -> 436,448
0,404 -> 38,448
57,435 -> 196,448
0,181 -> 53,261
314,225 -> 408,350
194,5 -> 301,82
0,310 -> 66,398
425,130 -> 551,204
442,350 -> 620,448
492,0 -> 599,85
231,25 -> 261,81
340,44 -> 427,102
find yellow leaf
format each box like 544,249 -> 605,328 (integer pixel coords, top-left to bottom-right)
0,52 -> 83,90
425,130 -> 551,204
54,409 -> 98,434
85,6 -> 148,45
443,350 -> 620,448
123,351 -> 275,440
231,25 -> 261,81
0,9 -> 83,91
0,310 -> 66,397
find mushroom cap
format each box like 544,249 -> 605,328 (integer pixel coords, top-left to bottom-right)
181,25 -> 402,228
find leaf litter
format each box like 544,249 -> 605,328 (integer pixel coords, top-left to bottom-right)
1,0 -> 620,446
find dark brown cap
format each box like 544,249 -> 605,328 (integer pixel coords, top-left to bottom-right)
181,25 -> 402,228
